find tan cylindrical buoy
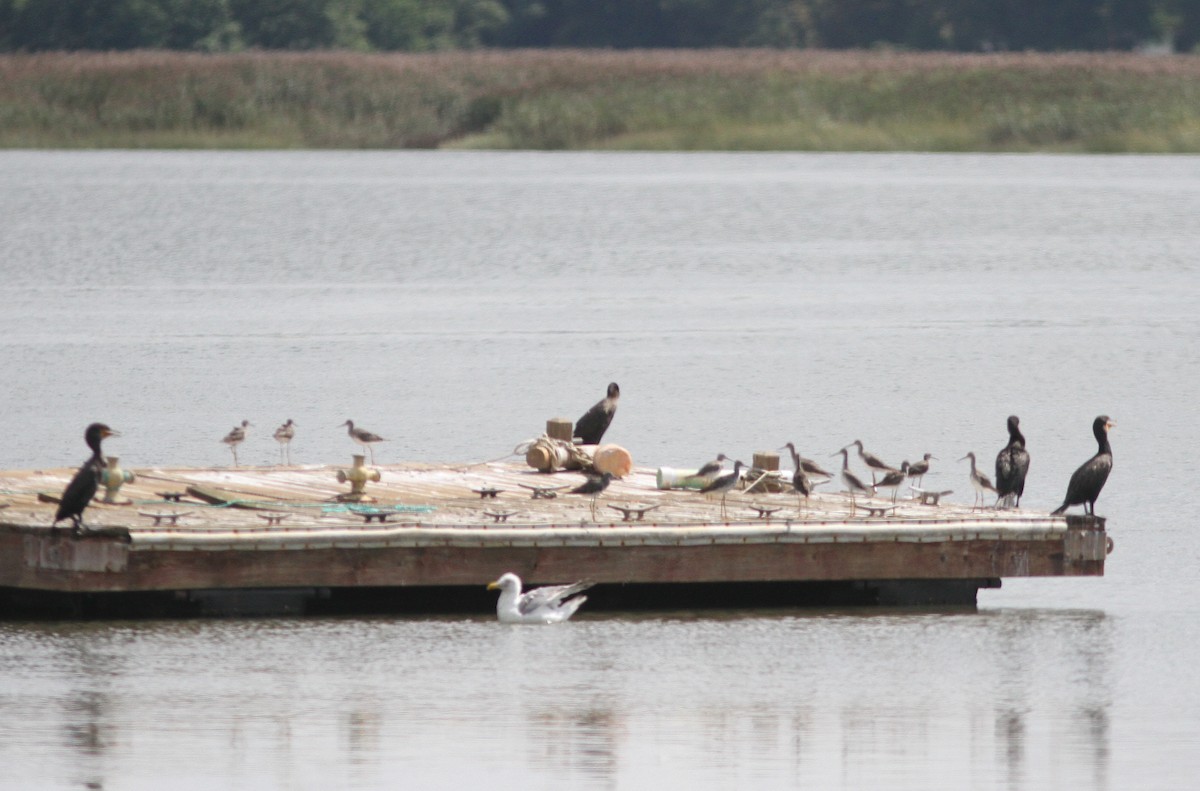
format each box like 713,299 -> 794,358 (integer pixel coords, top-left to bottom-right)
546,418 -> 574,442
593,444 -> 632,478
526,442 -> 573,473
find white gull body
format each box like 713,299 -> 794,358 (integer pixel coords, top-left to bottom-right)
487,572 -> 593,624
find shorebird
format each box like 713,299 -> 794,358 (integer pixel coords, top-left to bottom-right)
844,439 -> 900,482
569,471 -> 614,519
780,442 -> 833,480
487,572 -> 594,624
833,447 -> 873,510
780,443 -> 813,513
695,453 -> 729,480
273,419 -> 296,465
906,453 -> 936,488
340,420 -> 385,464
574,382 -> 620,445
1052,416 -> 1114,517
958,451 -> 998,511
700,459 -> 744,520
995,415 -> 1031,509
872,462 -> 909,503
53,423 -> 119,533
222,420 -> 251,467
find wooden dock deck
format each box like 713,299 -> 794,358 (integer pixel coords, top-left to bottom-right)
0,460 -> 1110,616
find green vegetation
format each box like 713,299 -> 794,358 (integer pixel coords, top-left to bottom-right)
3,50 -> 1200,152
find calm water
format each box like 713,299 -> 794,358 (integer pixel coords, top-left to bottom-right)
1,151 -> 1198,789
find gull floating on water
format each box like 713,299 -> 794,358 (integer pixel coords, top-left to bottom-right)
487,572 -> 594,624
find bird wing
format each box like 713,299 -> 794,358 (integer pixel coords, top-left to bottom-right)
517,581 -> 595,615
696,460 -> 722,478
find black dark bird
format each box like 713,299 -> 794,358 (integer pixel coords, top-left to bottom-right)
700,459 -> 744,519
1052,416 -> 1115,516
574,382 -> 620,445
906,453 -> 935,487
781,443 -> 813,512
995,415 -> 1031,509
54,423 -> 119,533
570,471 -> 614,518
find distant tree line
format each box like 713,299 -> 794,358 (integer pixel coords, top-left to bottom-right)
2,0 -> 1198,53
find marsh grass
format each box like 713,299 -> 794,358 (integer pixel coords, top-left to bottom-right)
3,50 -> 1200,151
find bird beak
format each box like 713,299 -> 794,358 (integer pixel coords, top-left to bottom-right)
486,580 -> 500,590
957,455 -> 968,462
103,429 -> 121,438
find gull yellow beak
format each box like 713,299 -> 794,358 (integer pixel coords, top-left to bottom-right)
487,580 -> 500,590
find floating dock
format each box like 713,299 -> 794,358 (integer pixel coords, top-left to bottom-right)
0,460 -> 1110,617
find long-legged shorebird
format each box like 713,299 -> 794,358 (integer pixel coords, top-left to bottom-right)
54,423 -> 119,533
700,460 -> 744,520
780,443 -> 813,513
845,439 -> 900,483
906,453 -> 935,488
832,447 -> 873,500
958,451 -> 997,511
340,420 -> 385,464
222,420 -> 251,467
1052,416 -> 1114,517
872,462 -> 909,503
273,419 -> 296,465
995,415 -> 1031,509
570,471 -> 614,519
695,453 -> 729,481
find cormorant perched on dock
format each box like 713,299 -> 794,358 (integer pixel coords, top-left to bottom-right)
696,453 -> 728,480
570,471 -> 614,518
995,415 -> 1031,509
906,453 -> 935,487
222,420 -> 251,467
54,423 -> 119,533
341,420 -> 385,464
833,448 -> 873,499
274,419 -> 296,465
1052,416 -> 1114,516
700,459 -> 744,519
844,440 -> 899,481
574,382 -> 620,445
781,443 -> 813,511
958,452 -> 997,511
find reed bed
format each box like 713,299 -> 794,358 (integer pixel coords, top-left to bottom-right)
3,49 -> 1200,151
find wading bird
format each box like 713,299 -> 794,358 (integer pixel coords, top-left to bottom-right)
569,471 -> 614,519
1052,416 -> 1114,517
995,415 -> 1031,509
222,420 -> 251,467
54,423 -> 119,533
273,419 -> 296,465
906,453 -> 935,488
574,382 -> 620,445
780,443 -> 813,513
958,451 -> 997,511
340,420 -> 385,464
487,572 -> 594,624
833,447 -> 873,501
695,453 -> 729,480
700,459 -> 744,520
844,439 -> 900,483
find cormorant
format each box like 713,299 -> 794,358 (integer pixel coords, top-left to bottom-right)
574,382 -> 620,445
906,453 -> 935,487
833,448 -> 873,499
958,451 -> 997,511
273,419 -> 296,465
487,572 -> 594,624
696,453 -> 728,480
54,423 -> 119,533
341,420 -> 385,464
845,439 -> 900,482
995,415 -> 1031,509
781,443 -> 813,511
1052,416 -> 1114,516
222,420 -> 251,467
700,459 -> 744,519
569,471 -> 614,518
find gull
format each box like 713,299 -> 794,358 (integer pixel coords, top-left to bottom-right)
487,572 -> 594,624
